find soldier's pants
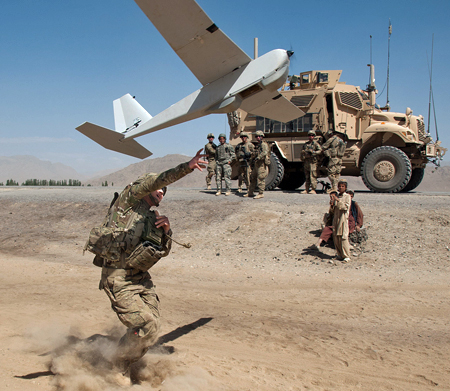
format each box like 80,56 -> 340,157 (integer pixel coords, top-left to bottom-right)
333,234 -> 350,259
238,165 -> 251,189
206,160 -> 216,186
327,158 -> 342,190
216,162 -> 232,191
249,161 -> 267,194
303,161 -> 318,190
102,268 -> 160,372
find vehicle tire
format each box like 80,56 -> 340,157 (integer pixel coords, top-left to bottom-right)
265,152 -> 284,190
278,170 -> 306,190
360,146 -> 412,193
400,167 -> 425,192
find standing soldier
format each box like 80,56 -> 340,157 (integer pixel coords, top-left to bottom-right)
300,130 -> 322,194
204,133 -> 217,190
215,133 -> 235,196
235,132 -> 255,193
245,130 -> 270,199
321,129 -> 346,193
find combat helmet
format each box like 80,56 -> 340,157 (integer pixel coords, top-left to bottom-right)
207,133 -> 214,138
255,130 -> 264,137
240,131 -> 249,138
308,130 -> 316,136
218,133 -> 227,139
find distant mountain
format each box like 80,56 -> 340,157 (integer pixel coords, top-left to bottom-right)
84,154 -> 207,188
0,156 -> 82,184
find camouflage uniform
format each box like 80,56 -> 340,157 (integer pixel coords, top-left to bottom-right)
235,136 -> 255,192
300,137 -> 322,193
248,132 -> 270,198
215,138 -> 235,194
321,133 -> 344,192
98,162 -> 193,372
204,141 -> 217,188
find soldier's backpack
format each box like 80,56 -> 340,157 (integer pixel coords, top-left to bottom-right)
83,192 -> 126,267
336,138 -> 346,158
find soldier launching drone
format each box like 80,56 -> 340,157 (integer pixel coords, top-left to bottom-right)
84,150 -> 206,385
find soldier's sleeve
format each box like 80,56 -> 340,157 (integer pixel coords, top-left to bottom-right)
130,163 -> 193,199
322,137 -> 331,150
313,141 -> 322,155
159,229 -> 173,258
263,142 -> 270,158
229,144 -> 236,161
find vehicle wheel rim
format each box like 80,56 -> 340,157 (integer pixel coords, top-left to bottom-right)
373,160 -> 395,182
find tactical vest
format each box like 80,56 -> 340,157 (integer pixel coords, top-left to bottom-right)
216,143 -> 233,162
205,143 -> 217,161
84,192 -> 164,268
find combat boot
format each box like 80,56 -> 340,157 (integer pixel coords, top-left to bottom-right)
237,187 -> 242,193
254,193 -> 264,199
243,192 -> 254,197
300,189 -> 309,194
215,191 -> 222,196
207,185 -> 211,190
225,190 -> 231,196
309,189 -> 317,194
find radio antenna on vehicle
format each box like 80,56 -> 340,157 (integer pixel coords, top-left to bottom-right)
427,34 -> 439,141
385,19 -> 392,110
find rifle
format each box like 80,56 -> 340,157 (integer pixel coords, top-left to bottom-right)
318,180 -> 331,192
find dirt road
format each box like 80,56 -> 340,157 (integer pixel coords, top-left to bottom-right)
0,187 -> 449,390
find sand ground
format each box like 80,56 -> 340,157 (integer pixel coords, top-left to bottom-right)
0,186 -> 449,391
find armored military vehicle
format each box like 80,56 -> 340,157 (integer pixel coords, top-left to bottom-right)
228,66 -> 446,192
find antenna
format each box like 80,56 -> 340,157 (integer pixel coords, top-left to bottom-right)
367,35 -> 376,106
427,34 -> 436,138
385,19 -> 392,110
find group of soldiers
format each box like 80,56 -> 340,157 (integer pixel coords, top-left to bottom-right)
206,128 -> 345,197
300,129 -> 346,194
205,131 -> 270,199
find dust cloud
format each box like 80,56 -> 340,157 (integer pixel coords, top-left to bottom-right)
24,322 -> 215,390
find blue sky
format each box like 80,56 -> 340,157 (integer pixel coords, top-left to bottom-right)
1,0 -> 449,175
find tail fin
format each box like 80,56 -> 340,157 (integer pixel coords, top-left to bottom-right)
76,122 -> 152,159
113,94 -> 152,133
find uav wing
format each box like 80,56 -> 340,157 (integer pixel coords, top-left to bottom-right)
240,91 -> 305,123
134,0 -> 252,85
